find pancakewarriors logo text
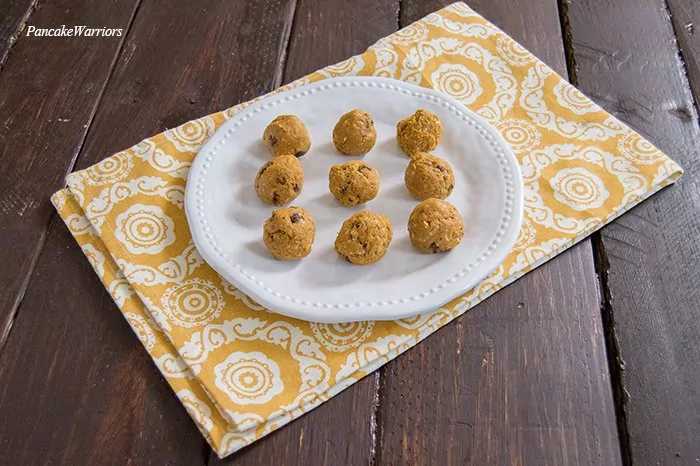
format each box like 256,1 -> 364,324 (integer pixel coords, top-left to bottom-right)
26,25 -> 124,37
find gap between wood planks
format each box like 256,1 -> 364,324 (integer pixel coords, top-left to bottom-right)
665,0 -> 700,124
0,0 -> 39,71
202,1 -> 298,463
0,0 -> 42,347
0,0 -> 146,354
560,0 -> 700,465
369,371 -> 385,466
368,3 -> 399,464
557,1 -> 633,465
272,0 -> 299,89
205,0 -> 401,462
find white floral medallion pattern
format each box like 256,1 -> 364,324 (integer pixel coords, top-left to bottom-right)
164,116 -> 216,152
397,39 -> 517,122
84,176 -> 184,234
84,151 -> 133,186
550,167 -> 610,211
521,63 -> 625,140
132,139 -> 190,179
496,118 -> 542,153
214,351 -> 283,405
160,278 -> 224,328
390,22 -> 428,45
430,63 -> 483,104
318,56 -> 365,78
310,321 -> 375,352
513,216 -> 536,251
553,81 -> 599,115
521,144 -> 648,234
114,204 -> 175,255
423,13 -> 500,40
508,238 -> 569,276
496,35 -> 535,67
80,243 -> 106,278
617,131 -> 664,165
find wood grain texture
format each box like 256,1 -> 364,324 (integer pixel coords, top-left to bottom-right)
282,0 -> 400,83
210,0 -> 400,463
667,0 -> 700,105
377,1 -> 622,465
566,0 -> 700,464
0,217 -> 206,465
377,242 -> 620,466
221,375 -> 379,465
0,0 -> 297,463
73,0 -> 298,168
0,0 -> 36,67
0,0 -> 140,350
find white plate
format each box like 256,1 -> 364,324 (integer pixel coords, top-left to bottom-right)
185,77 -> 522,323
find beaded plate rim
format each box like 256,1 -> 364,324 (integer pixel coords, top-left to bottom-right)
185,76 -> 523,323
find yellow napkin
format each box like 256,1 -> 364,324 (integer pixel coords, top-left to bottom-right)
51,2 -> 682,457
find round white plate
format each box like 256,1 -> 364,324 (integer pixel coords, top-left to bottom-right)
185,76 -> 522,323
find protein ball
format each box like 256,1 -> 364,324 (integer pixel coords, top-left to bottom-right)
263,115 -> 311,157
396,109 -> 442,156
332,110 -> 377,155
404,152 -> 455,200
254,154 -> 304,206
329,160 -> 380,206
408,198 -> 464,253
335,211 -> 393,265
263,206 -> 315,260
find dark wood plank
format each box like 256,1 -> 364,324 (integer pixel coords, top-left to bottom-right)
377,242 -> 619,465
225,375 -> 380,465
0,217 -> 206,465
0,0 -> 298,463
282,0 -> 399,82
210,0 -> 400,463
73,0 -> 298,164
377,2 -> 622,465
0,0 -> 140,350
566,0 -> 700,464
667,0 -> 700,104
0,0 -> 36,68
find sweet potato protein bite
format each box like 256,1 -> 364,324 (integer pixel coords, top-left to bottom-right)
335,211 -> 393,265
332,109 -> 377,155
396,109 -> 442,156
329,160 -> 380,206
408,198 -> 464,253
263,206 -> 315,260
254,154 -> 304,206
404,152 -> 455,200
263,115 -> 311,157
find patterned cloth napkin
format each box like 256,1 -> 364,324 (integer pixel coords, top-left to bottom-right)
51,2 -> 682,457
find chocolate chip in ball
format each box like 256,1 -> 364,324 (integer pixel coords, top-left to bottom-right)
259,161 -> 272,175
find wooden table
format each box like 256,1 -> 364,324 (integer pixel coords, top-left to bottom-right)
0,0 -> 698,464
